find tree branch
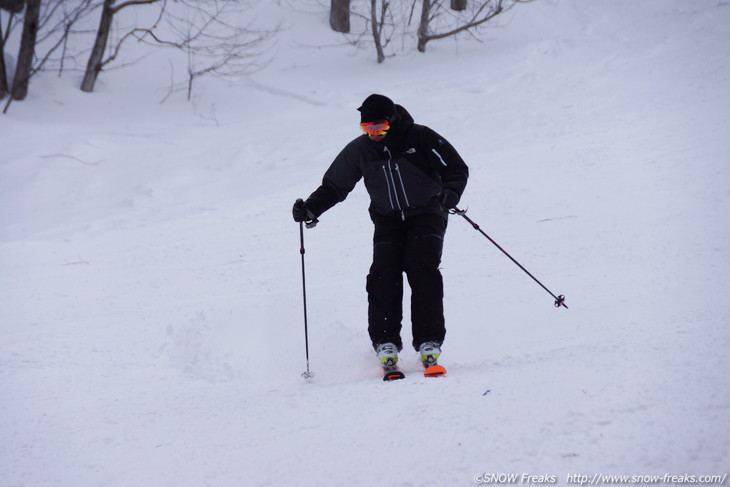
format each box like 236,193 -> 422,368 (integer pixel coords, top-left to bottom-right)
423,0 -> 505,42
112,0 -> 162,15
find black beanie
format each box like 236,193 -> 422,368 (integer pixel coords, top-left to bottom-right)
358,94 -> 397,123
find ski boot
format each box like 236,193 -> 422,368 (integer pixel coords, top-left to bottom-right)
419,342 -> 446,377
376,342 -> 405,381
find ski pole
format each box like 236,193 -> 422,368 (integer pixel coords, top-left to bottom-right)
299,219 -> 314,380
451,207 -> 568,309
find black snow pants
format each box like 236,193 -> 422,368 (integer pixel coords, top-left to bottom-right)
367,212 -> 447,352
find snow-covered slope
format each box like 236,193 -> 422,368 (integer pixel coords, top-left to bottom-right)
1,1 -> 729,485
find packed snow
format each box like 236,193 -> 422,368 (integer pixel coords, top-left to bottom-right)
1,1 -> 729,486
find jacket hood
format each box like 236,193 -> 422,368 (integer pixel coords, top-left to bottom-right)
395,104 -> 414,124
381,104 -> 413,142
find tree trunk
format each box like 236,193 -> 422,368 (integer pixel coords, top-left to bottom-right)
0,17 -> 8,99
370,0 -> 385,63
451,0 -> 467,11
329,0 -> 350,33
11,0 -> 40,100
0,0 -> 24,12
417,0 -> 431,53
80,0 -> 114,93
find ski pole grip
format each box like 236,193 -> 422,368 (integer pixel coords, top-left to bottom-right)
296,198 -> 319,228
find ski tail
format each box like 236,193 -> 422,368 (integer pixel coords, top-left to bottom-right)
383,369 -> 406,381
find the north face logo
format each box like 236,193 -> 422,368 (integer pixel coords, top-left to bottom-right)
406,147 -> 416,154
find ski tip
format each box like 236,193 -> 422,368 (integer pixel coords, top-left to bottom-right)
383,371 -> 406,381
424,365 -> 446,378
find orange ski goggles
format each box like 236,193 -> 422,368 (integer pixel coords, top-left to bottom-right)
360,120 -> 390,136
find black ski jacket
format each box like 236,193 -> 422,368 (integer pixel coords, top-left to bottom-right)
305,105 -> 469,220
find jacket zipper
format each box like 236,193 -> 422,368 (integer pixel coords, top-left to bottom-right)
383,146 -> 408,220
394,163 -> 411,208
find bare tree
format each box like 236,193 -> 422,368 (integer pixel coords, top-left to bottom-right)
330,0 -> 350,33
149,0 -> 277,101
2,0 -> 96,112
0,10 -> 13,100
80,0 -> 275,100
343,0 -> 531,62
81,0 -> 164,93
0,1 -> 25,98
417,0 -> 530,53
11,0 -> 40,100
369,0 -> 390,63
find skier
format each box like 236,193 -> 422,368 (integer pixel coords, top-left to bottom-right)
292,94 -> 469,379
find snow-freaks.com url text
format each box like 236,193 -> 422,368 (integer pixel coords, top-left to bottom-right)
473,473 -> 728,485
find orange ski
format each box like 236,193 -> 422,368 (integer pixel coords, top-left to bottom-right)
424,365 -> 446,377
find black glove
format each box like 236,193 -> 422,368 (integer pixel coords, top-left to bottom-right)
292,198 -> 316,223
439,189 -> 460,210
